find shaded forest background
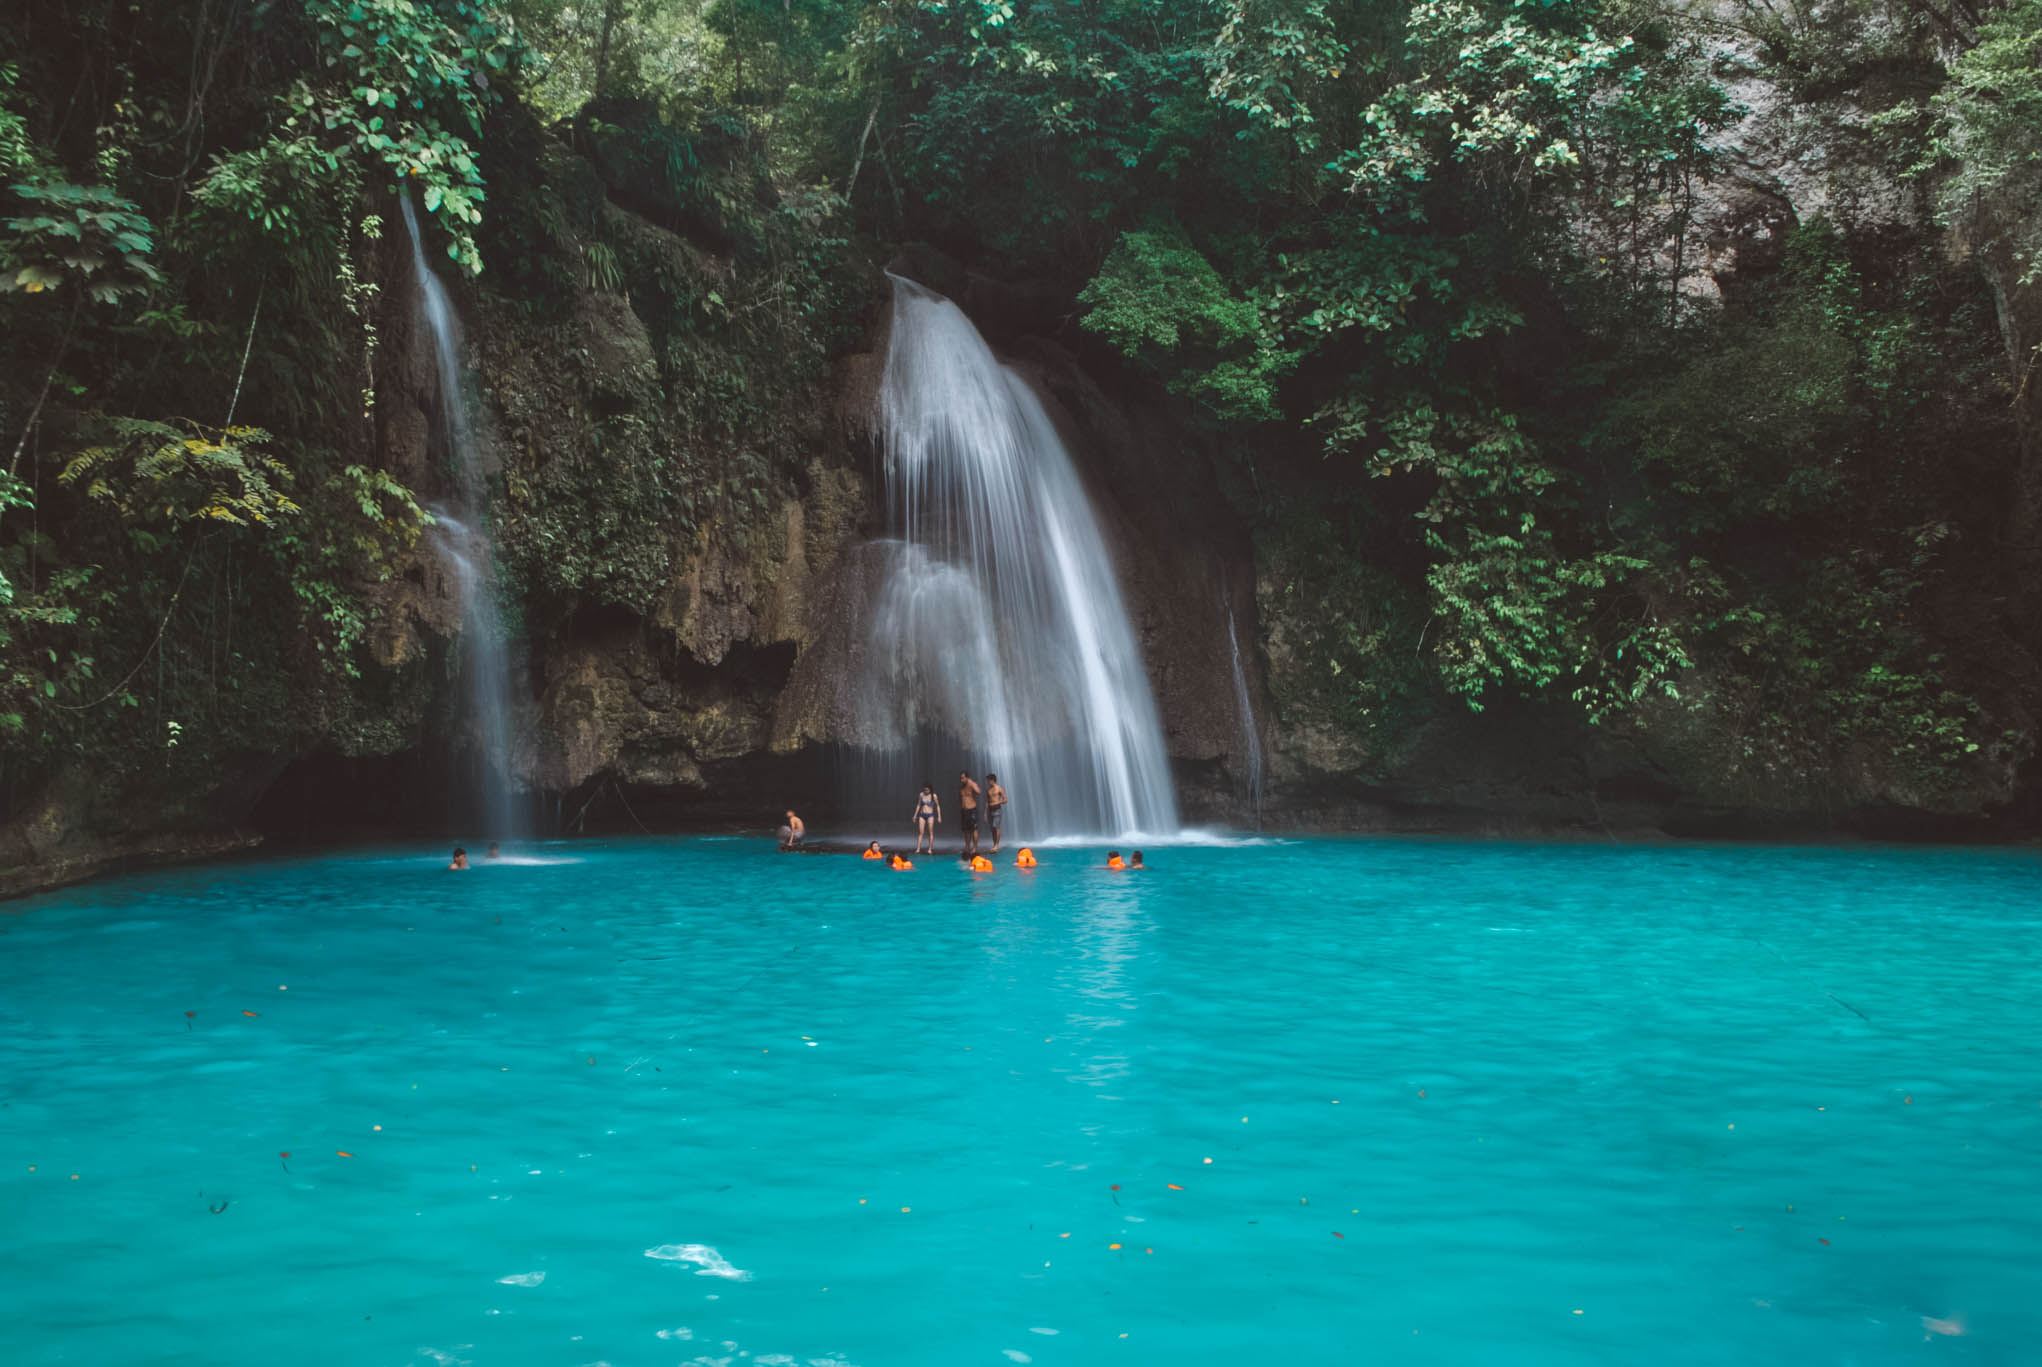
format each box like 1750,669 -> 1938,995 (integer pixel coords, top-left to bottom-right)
3,0 -> 2039,867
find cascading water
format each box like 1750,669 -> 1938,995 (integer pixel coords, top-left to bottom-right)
848,275 -> 1178,839
400,194 -> 519,842
1225,602 -> 1265,828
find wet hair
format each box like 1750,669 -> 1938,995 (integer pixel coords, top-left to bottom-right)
452,847 -> 467,859
1132,850 -> 1145,862
986,773 -> 998,783
1107,850 -> 1120,860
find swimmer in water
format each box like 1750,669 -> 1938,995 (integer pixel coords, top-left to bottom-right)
1129,850 -> 1146,870
486,841 -> 501,860
449,847 -> 469,870
862,841 -> 884,860
1015,847 -> 1037,868
1105,850 -> 1125,870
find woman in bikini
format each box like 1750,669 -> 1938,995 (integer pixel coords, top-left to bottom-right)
912,781 -> 941,854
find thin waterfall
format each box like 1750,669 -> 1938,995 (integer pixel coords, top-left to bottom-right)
849,275 -> 1178,839
1225,602 -> 1265,828
400,193 -> 519,842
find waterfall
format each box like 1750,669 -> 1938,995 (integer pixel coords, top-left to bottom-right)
1225,602 -> 1264,828
849,275 -> 1178,839
400,194 -> 520,842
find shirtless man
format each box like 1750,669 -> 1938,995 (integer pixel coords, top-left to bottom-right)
983,773 -> 1008,853
958,770 -> 983,856
782,810 -> 806,851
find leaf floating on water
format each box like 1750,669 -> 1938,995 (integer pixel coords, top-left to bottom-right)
1166,1184 -> 1183,1190
242,1010 -> 260,1017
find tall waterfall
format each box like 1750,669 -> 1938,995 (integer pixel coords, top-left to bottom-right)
1225,602 -> 1264,828
400,194 -> 519,842
850,276 -> 1178,839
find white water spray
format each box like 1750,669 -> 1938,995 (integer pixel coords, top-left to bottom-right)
850,276 -> 1178,839
400,194 -> 520,841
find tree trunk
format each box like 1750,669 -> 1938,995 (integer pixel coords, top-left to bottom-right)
592,0 -> 625,100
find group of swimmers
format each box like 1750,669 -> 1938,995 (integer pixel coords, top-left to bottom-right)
861,840 -> 1147,873
447,841 -> 502,869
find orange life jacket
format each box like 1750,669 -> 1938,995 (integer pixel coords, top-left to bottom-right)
890,855 -> 913,870
862,848 -> 884,860
970,855 -> 994,871
1015,849 -> 1037,868
1106,855 -> 1125,870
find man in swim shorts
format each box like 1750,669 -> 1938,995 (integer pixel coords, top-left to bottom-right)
783,810 -> 806,851
984,773 -> 1007,852
958,770 -> 982,856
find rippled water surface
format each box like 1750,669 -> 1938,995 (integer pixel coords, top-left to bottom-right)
3,837 -> 2038,1366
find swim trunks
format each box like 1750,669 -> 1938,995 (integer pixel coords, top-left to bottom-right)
961,808 -> 979,834
987,803 -> 1005,831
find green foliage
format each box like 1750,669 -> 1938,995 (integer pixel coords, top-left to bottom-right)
1340,0 -> 1641,209
59,420 -> 299,527
1933,0 -> 2042,283
1078,225 -> 1288,420
2,181 -> 162,301
195,0 -> 521,274
0,63 -> 35,180
1208,0 -> 1350,157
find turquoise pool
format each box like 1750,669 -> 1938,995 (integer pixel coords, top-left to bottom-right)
2,837 -> 2037,1364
